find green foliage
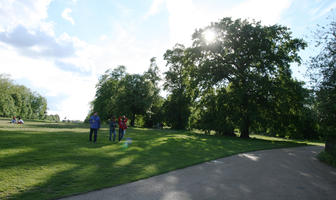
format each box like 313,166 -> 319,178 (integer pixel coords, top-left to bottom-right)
163,92 -> 191,129
190,17 -> 307,138
194,87 -> 235,136
318,151 -> 336,168
0,74 -> 48,120
257,70 -> 319,139
163,44 -> 197,130
134,114 -> 145,127
121,74 -> 155,126
45,114 -> 61,122
91,62 -> 161,126
92,66 -> 126,120
309,20 -> 336,139
143,96 -> 164,128
142,57 -> 165,128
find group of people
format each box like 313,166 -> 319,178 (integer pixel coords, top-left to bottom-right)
88,112 -> 128,143
10,116 -> 24,124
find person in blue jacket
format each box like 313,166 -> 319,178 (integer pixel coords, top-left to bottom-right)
89,112 -> 101,143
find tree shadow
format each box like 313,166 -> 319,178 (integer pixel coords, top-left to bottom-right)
1,127 -> 307,200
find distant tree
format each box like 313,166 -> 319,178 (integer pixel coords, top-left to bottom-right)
144,57 -> 161,90
92,66 -> 126,120
119,74 -> 155,126
191,17 -> 306,138
30,93 -> 47,119
143,57 -> 164,128
91,64 -> 157,126
163,44 -> 196,130
46,114 -> 60,122
0,74 -> 48,120
0,75 -> 16,117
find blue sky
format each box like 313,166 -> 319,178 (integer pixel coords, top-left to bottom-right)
0,0 -> 335,120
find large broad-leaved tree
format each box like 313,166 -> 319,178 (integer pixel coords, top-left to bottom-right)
191,17 -> 306,138
309,19 -> 336,153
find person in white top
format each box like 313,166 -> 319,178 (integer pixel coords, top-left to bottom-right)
18,117 -> 24,124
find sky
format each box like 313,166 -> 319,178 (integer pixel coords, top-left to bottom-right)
0,0 -> 335,121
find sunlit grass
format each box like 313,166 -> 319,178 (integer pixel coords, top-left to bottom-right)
0,119 -> 310,200
250,134 -> 325,146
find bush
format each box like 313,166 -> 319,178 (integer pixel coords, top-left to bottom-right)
318,151 -> 336,168
325,135 -> 336,157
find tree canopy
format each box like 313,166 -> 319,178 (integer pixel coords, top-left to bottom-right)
309,20 -> 336,144
0,74 -> 50,120
189,18 -> 307,138
91,61 -> 160,126
88,17 -> 331,142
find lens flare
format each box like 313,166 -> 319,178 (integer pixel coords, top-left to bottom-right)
204,29 -> 216,44
121,137 -> 132,150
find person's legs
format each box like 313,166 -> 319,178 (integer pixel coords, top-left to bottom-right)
120,129 -> 124,141
89,128 -> 93,141
109,129 -> 112,141
93,129 -> 98,143
118,128 -> 122,141
113,129 -> 116,141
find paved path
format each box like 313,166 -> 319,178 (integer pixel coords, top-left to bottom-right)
61,146 -> 336,200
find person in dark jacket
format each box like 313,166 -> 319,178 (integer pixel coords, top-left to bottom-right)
109,116 -> 117,141
89,112 -> 101,143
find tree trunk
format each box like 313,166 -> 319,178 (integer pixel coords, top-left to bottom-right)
131,113 -> 135,127
325,135 -> 336,156
240,91 -> 250,138
240,116 -> 250,138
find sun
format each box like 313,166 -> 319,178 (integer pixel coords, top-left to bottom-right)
203,29 -> 216,43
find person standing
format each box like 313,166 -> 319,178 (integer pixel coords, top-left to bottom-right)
118,115 -> 128,141
109,116 -> 117,141
122,115 -> 128,135
11,116 -> 16,123
89,112 -> 100,143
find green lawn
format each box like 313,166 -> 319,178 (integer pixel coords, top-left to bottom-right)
0,119 -> 308,200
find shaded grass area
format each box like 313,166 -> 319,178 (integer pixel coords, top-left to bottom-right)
318,151 -> 336,168
0,120 -> 306,200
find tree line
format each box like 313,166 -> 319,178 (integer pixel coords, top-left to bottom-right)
0,74 -> 59,122
90,17 -> 334,142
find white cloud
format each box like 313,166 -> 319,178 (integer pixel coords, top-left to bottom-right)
0,0 -> 300,121
75,22 -> 168,76
144,0 -> 165,19
145,0 -> 293,46
0,25 -> 77,58
165,0 -> 196,46
62,8 -> 75,25
0,45 -> 96,120
0,0 -> 52,30
0,1 -> 94,120
0,13 -> 165,120
99,35 -> 108,41
228,0 -> 293,25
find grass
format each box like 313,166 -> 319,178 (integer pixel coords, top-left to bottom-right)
250,134 -> 325,146
318,151 -> 336,168
0,119 -> 309,200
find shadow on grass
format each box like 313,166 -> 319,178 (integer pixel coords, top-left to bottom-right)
0,128 -> 304,200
